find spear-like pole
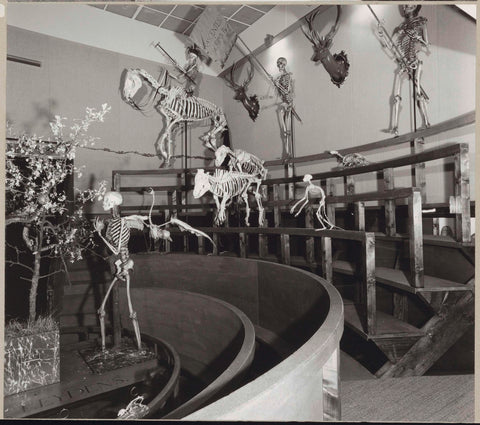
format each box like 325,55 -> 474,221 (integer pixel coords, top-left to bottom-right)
235,35 -> 302,123
368,5 -> 429,101
153,42 -> 197,86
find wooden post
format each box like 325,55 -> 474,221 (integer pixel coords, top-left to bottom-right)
362,233 -> 376,335
454,144 -> 471,243
408,191 -> 424,288
383,168 -> 396,236
280,233 -> 291,265
258,219 -> 268,259
112,172 -> 121,216
165,191 -> 173,253
413,137 -> 426,203
305,205 -> 315,269
198,236 -> 205,255
326,178 -> 336,226
212,233 -> 219,255
345,175 -> 355,196
321,236 -> 332,283
239,233 -> 247,258
273,184 -> 281,227
355,202 -> 365,231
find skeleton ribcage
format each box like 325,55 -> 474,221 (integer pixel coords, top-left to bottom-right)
395,17 -> 427,68
163,87 -> 222,122
106,218 -> 131,265
237,157 -> 266,179
210,170 -> 256,199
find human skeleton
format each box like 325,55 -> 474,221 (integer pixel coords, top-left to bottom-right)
193,169 -> 264,227
290,174 -> 337,230
215,145 -> 268,180
122,68 -> 227,166
378,5 -> 430,135
273,58 -> 296,157
95,190 -> 214,351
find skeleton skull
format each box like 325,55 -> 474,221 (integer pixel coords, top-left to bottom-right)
123,70 -> 143,103
277,57 -> 287,71
214,145 -> 231,167
193,169 -> 210,198
103,191 -> 123,210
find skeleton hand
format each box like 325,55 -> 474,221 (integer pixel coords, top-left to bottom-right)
94,217 -> 105,233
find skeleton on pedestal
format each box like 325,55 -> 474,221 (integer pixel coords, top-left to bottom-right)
94,190 -> 215,352
378,5 -> 430,135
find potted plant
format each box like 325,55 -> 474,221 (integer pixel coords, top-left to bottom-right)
4,105 -> 110,395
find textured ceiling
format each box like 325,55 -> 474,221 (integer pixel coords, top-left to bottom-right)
90,3 -> 276,36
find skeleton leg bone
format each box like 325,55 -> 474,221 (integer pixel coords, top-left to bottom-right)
125,272 -> 142,350
391,69 -> 408,136
97,276 -> 119,351
414,63 -> 430,128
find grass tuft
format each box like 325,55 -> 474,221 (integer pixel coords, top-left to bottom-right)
5,316 -> 59,338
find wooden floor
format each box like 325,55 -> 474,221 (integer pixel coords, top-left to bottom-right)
341,374 -> 474,422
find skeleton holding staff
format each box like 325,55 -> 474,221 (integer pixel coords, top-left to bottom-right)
272,57 -> 300,158
376,5 -> 430,135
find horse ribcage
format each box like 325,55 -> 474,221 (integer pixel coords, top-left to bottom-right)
164,88 -> 221,121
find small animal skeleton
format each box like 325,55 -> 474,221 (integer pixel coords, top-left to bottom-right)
94,190 -> 214,351
215,145 -> 268,180
225,58 -> 260,121
117,396 -> 149,420
122,68 -> 227,166
329,150 -> 370,168
374,5 -> 430,135
290,174 -> 338,230
302,6 -> 350,88
193,169 -> 264,227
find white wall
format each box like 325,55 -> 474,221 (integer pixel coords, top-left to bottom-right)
222,5 -> 475,202
6,26 -> 225,213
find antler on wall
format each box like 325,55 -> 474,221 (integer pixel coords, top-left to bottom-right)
302,5 -> 350,88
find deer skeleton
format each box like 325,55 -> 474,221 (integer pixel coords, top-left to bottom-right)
95,189 -> 214,351
290,174 -> 337,230
122,68 -> 227,166
225,58 -> 260,121
215,145 -> 268,180
193,169 -> 264,227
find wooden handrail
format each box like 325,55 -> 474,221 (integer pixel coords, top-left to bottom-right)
265,110 -> 474,167
265,143 -> 466,185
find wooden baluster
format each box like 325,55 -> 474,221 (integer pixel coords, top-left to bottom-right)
408,190 -> 424,288
198,236 -> 205,255
212,232 -> 219,255
362,232 -> 376,335
259,218 -> 268,259
273,184 -> 281,228
413,137 -> 427,203
355,202 -> 365,231
164,191 -> 173,253
305,205 -> 315,270
239,232 -> 247,258
393,293 -> 408,322
383,168 -> 396,236
280,233 -> 290,265
454,144 -> 471,243
321,236 -> 332,283
326,178 -> 336,226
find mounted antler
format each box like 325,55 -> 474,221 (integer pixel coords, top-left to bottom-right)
225,58 -> 260,121
302,6 -> 350,88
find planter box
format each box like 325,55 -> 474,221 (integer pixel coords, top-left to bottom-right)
4,330 -> 60,396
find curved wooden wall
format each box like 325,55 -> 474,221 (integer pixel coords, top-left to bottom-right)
123,253 -> 344,420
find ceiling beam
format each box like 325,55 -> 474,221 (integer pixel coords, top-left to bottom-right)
218,5 -> 330,79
